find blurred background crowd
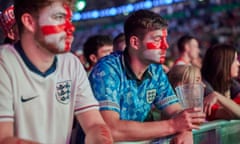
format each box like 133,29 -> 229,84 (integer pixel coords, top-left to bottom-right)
1,0 -> 240,62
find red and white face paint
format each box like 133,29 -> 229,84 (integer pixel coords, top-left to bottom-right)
143,29 -> 169,64
38,2 -> 75,53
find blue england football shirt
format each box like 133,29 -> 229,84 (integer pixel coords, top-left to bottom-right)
89,51 -> 178,122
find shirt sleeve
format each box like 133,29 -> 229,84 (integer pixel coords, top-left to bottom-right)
89,63 -> 120,113
74,59 -> 99,114
0,60 -> 14,122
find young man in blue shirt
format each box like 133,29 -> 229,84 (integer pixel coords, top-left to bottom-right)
89,9 -> 206,143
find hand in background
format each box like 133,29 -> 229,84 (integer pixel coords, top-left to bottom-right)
204,91 -> 219,116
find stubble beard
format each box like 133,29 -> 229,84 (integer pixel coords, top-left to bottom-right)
34,26 -> 67,54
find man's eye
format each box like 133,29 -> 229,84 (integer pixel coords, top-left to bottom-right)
54,15 -> 65,20
153,37 -> 161,42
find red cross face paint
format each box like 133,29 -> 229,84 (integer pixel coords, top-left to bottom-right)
143,29 -> 169,64
39,2 -> 75,53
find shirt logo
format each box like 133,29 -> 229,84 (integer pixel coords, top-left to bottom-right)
56,80 -> 71,104
21,96 -> 38,103
146,89 -> 157,104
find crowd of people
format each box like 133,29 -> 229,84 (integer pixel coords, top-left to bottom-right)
71,1 -> 240,63
0,0 -> 240,144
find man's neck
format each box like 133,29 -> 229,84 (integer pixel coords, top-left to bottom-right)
128,55 -> 148,80
21,35 -> 55,73
179,53 -> 191,64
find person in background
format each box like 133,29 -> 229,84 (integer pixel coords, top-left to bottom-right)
149,64 -> 202,123
163,57 -> 174,72
89,9 -> 205,144
236,53 -> 240,83
74,34 -> 114,144
113,32 -> 126,52
0,5 -> 18,44
73,49 -> 90,71
202,43 -> 240,121
83,34 -> 113,73
167,65 -> 202,89
0,0 -> 113,143
174,34 -> 201,67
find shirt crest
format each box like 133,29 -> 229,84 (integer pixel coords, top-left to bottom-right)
56,80 -> 71,104
146,89 -> 156,103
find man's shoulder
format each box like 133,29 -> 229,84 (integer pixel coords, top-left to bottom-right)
57,52 -> 84,70
57,52 -> 79,62
90,52 -> 123,77
0,44 -> 17,59
149,64 -> 164,73
102,51 -> 121,61
96,52 -> 122,68
0,44 -> 15,52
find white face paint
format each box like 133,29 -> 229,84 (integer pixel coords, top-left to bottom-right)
143,49 -> 161,62
35,2 -> 74,53
141,29 -> 168,64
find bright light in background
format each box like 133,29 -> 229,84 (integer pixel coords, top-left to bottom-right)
144,1 -> 153,9
75,0 -> 86,11
72,0 -> 186,21
73,13 -> 81,20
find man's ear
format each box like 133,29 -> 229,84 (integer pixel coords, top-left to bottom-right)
129,35 -> 140,50
21,13 -> 36,33
185,43 -> 190,52
89,54 -> 98,65
7,29 -> 15,40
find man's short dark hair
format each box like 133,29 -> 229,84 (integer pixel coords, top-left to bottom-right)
113,33 -> 125,51
83,34 -> 113,65
14,0 -> 73,34
124,9 -> 168,47
177,34 -> 196,53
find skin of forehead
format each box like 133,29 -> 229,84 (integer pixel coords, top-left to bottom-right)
147,29 -> 168,39
38,2 -> 67,26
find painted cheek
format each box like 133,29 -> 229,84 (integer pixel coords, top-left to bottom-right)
40,16 -> 75,36
146,42 -> 158,49
146,42 -> 165,64
146,38 -> 168,50
146,40 -> 168,50
41,24 -> 66,35
40,4 -> 75,52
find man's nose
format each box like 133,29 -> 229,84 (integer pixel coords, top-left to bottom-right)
160,39 -> 169,50
65,21 -> 75,34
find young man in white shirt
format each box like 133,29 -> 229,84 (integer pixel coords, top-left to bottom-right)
0,0 -> 113,143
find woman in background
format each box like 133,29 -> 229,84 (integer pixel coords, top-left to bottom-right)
202,43 -> 240,120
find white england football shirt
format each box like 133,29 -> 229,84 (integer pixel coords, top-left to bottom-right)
0,43 -> 99,144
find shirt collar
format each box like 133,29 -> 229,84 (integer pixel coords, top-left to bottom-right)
121,50 -> 152,84
14,41 -> 57,77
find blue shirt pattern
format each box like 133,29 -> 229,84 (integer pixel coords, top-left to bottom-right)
89,51 -> 178,122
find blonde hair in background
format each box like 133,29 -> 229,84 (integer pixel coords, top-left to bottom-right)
167,65 -> 200,89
